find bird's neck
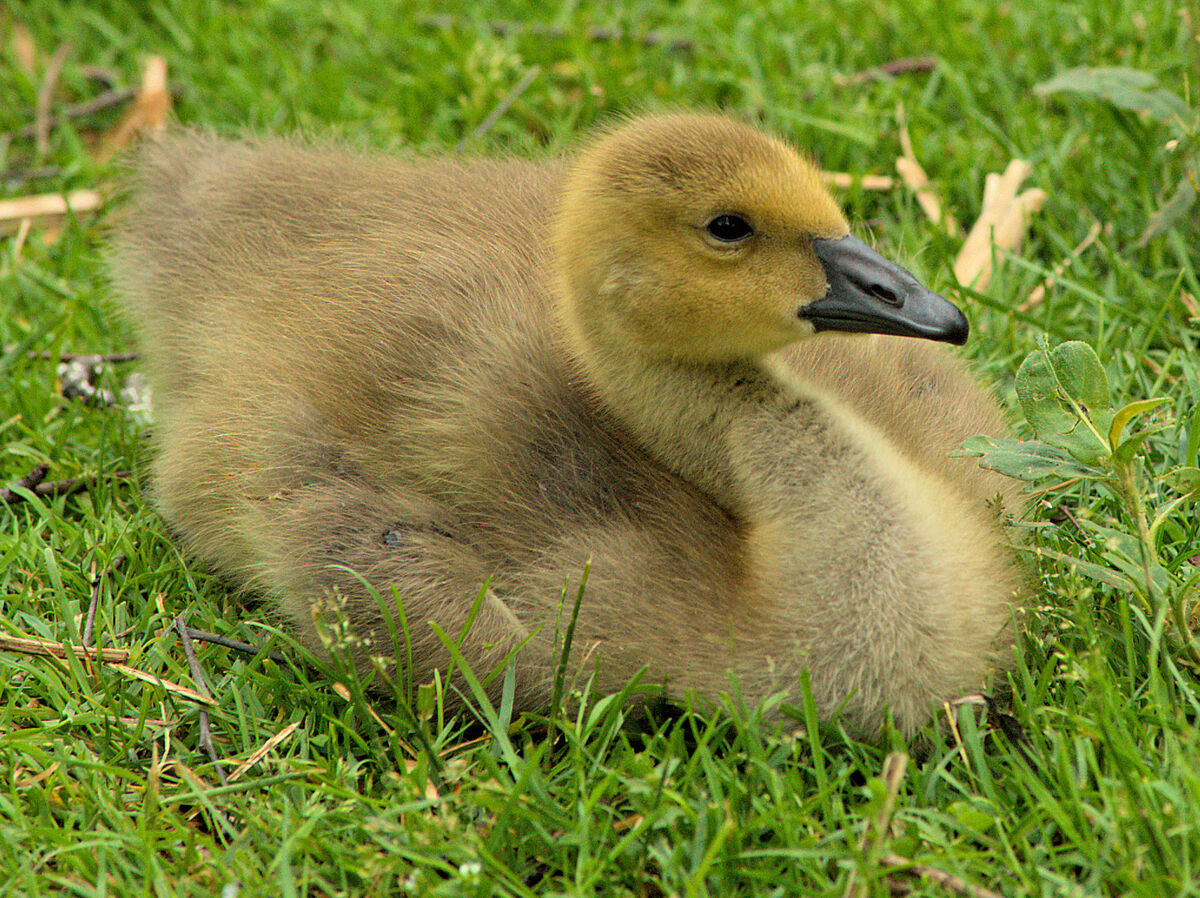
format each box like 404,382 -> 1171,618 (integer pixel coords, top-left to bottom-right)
569,335 -> 828,518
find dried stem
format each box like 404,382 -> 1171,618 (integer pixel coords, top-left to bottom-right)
457,65 -> 541,150
881,853 -> 1004,898
418,15 -> 693,51
19,87 -> 135,138
823,171 -> 895,191
838,56 -> 938,86
35,43 -> 71,156
843,751 -> 909,898
1019,220 -> 1101,312
183,626 -> 288,666
0,634 -> 128,663
82,551 -> 127,648
175,615 -> 228,785
30,350 -> 140,364
895,106 -> 960,237
1,470 -> 134,506
0,464 -> 50,503
227,722 -> 301,783
0,189 -> 103,233
4,84 -> 185,143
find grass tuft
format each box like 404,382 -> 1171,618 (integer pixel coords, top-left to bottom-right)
1,0 -> 1197,893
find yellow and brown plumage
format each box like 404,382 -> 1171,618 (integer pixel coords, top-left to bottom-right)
111,113 -> 1022,737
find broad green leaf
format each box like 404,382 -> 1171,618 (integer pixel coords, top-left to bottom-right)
1109,396 -> 1171,450
1035,66 -> 1194,126
955,435 -> 1103,481
1016,342 -> 1112,463
1113,428 -> 1165,465
1138,168 -> 1198,245
1075,521 -> 1174,597
1036,66 -> 1158,93
1103,551 -> 1174,598
1028,545 -> 1139,593
1165,466 -> 1200,498
1046,342 -> 1110,411
1082,522 -> 1146,563
1108,396 -> 1166,448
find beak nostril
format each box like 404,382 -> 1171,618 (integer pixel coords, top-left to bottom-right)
865,281 -> 901,307
808,233 -> 967,343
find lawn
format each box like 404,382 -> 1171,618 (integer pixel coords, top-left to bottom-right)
1,1 -> 1198,895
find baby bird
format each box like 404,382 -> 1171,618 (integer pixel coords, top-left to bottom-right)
111,113 -> 1022,738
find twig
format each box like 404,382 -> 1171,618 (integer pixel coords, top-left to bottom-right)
0,633 -> 128,663
80,66 -> 119,87
1056,503 -> 1095,548
837,56 -> 938,86
182,626 -> 288,666
35,42 -> 71,156
0,189 -> 103,233
418,14 -> 694,51
881,853 -> 1004,898
29,350 -> 140,364
823,171 -> 895,191
1018,220 -> 1101,312
10,87 -> 136,140
0,464 -> 49,503
875,56 -> 939,78
176,615 -> 228,785
1,470 -> 134,506
1024,476 -> 1084,500
895,106 -> 960,237
82,551 -> 127,648
457,65 -> 541,150
4,85 -> 186,143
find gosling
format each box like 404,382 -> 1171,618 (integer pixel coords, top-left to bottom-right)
111,113 -> 1022,738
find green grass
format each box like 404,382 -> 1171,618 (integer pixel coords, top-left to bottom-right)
2,0 -> 1198,894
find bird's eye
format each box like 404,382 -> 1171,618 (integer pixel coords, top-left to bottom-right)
705,214 -> 754,243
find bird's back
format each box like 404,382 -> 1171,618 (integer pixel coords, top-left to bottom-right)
111,134 -> 736,586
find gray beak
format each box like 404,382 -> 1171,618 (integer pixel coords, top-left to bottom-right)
802,235 -> 968,345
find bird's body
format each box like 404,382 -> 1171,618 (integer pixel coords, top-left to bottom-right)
112,115 -> 1021,737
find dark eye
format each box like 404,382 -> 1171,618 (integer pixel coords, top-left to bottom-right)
705,214 -> 754,243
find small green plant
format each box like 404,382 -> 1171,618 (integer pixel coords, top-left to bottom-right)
960,340 -> 1200,664
1035,66 -> 1199,244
